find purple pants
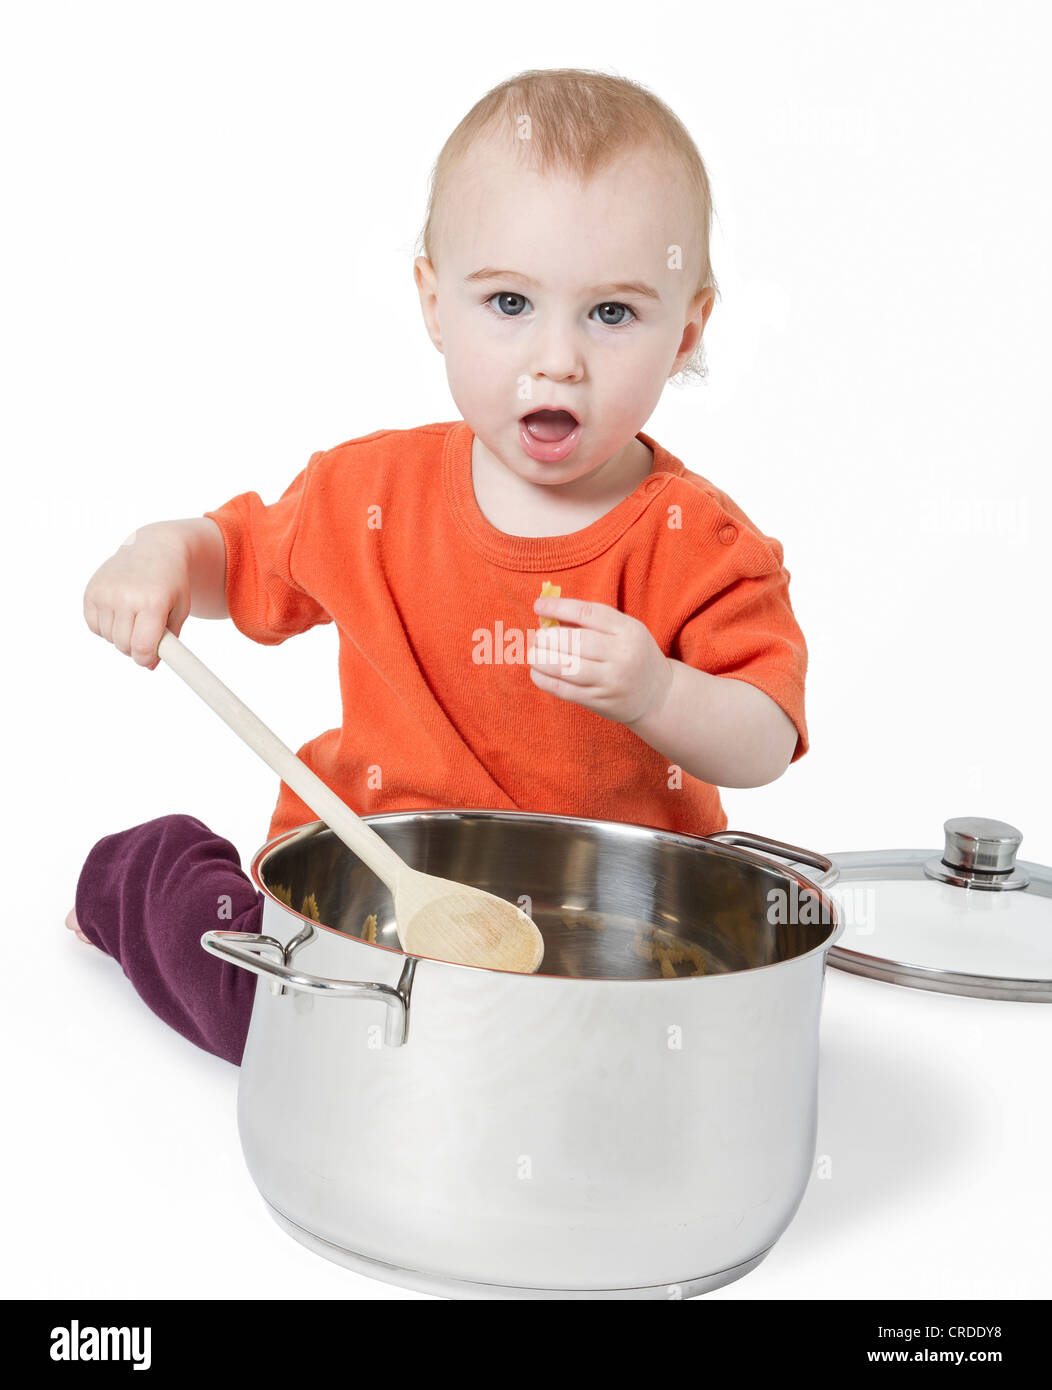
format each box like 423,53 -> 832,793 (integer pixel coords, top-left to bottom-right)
74,814 -> 263,1065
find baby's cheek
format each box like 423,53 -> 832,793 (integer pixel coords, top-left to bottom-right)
447,349 -> 504,409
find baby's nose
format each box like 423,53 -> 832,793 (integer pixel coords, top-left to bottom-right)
530,332 -> 584,382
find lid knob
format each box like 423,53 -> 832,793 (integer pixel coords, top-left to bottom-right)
924,817 -> 1029,890
942,817 -> 1022,874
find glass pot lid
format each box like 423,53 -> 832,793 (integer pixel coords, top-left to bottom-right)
801,816 -> 1052,1002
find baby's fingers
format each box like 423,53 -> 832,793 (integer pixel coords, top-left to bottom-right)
83,595 -> 101,639
111,608 -> 135,657
130,605 -> 168,669
87,600 -> 115,645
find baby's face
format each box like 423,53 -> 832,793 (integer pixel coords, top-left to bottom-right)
415,135 -> 714,487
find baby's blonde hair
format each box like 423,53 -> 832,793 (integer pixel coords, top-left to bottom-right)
417,67 -> 720,384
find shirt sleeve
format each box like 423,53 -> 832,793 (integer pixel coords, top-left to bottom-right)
673,557 -> 809,765
203,454 -> 332,645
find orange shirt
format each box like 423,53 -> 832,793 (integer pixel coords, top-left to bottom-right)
204,420 -> 808,845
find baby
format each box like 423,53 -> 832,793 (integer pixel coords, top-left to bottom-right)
67,68 -> 808,1063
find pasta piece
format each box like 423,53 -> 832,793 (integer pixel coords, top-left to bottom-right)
561,909 -> 605,933
538,580 -> 561,627
360,912 -> 378,944
626,921 -> 707,976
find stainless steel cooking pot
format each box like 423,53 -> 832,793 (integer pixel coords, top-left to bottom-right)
202,810 -> 842,1300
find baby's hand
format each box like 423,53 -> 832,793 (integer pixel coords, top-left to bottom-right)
83,528 -> 192,669
528,596 -> 673,726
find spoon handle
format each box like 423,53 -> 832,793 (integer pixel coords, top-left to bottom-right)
156,629 -> 406,887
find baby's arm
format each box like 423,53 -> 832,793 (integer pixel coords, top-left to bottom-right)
530,593 -> 800,788
624,660 -> 798,788
172,518 -> 228,620
83,517 -> 228,669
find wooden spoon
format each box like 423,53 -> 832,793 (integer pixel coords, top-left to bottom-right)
156,630 -> 544,974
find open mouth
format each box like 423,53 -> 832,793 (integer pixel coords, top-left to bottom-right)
521,409 -> 580,443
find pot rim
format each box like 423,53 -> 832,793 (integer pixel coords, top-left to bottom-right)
248,808 -> 843,982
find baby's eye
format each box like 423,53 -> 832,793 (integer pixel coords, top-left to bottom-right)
488,291 -> 531,317
591,301 -> 635,327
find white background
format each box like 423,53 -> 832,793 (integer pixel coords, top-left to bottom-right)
3,0 -> 1049,1301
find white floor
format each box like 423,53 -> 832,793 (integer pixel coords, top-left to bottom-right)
9,891 -> 1049,1301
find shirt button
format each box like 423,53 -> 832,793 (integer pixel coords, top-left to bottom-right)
718,523 -> 738,545
643,476 -> 663,495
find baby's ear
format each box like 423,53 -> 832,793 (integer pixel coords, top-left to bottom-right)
413,255 -> 436,291
689,285 -> 717,335
414,257 -> 443,353
669,289 -> 716,378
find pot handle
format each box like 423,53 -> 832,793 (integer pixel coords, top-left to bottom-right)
201,931 -> 408,1047
707,831 -> 840,890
